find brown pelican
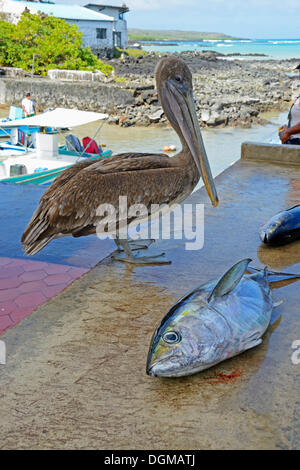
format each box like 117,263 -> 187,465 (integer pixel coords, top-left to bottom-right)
21,57 -> 218,264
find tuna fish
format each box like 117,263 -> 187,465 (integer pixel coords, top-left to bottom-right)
259,204 -> 300,246
146,259 -> 298,378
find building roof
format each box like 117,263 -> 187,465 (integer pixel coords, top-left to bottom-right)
12,1 -> 114,21
48,1 -> 129,12
87,1 -> 129,10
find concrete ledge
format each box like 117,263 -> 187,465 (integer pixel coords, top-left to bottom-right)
47,69 -> 108,82
0,67 -> 26,78
241,141 -> 300,165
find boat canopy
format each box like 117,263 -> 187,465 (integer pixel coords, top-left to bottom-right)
0,108 -> 108,129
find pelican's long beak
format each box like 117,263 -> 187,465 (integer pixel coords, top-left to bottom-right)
163,81 -> 219,207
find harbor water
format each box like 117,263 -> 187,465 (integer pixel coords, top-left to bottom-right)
0,106 -> 288,190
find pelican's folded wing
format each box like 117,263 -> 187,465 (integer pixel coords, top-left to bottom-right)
85,153 -> 172,173
21,152 -> 175,254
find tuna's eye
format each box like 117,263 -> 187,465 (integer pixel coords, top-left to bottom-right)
163,330 -> 182,344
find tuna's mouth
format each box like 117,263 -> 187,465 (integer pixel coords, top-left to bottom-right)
146,365 -> 156,377
146,360 -> 167,377
146,356 -> 180,377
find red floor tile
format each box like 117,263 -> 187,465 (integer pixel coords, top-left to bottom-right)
0,277 -> 22,290
0,315 -> 13,332
44,264 -> 71,275
10,307 -> 36,323
0,258 -> 13,266
20,270 -> 47,282
15,292 -> 47,308
44,273 -> 72,286
0,267 -> 24,279
0,288 -> 22,302
8,259 -> 30,267
22,261 -> 51,272
0,257 -> 89,335
19,280 -> 47,294
0,301 -> 17,316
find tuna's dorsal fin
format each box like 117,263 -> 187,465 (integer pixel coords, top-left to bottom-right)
207,258 -> 252,303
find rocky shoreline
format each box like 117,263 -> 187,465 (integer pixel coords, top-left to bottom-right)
102,50 -> 300,128
1,51 -> 299,129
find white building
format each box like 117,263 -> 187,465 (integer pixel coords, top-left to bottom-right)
1,1 -> 129,56
54,1 -> 129,48
85,1 -> 129,48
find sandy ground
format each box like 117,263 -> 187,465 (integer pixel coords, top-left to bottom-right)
0,159 -> 299,449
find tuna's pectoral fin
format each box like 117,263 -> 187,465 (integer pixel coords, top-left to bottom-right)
239,329 -> 264,353
208,258 -> 252,303
242,337 -> 263,352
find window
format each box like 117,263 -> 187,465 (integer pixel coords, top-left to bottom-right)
119,12 -> 124,20
96,28 -> 107,39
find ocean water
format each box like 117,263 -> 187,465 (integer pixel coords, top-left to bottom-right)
141,38 -> 300,60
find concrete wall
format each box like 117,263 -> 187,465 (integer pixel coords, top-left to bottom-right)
66,18 -> 113,49
0,77 -> 134,114
241,141 -> 300,165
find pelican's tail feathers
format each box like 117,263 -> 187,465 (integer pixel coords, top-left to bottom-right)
22,235 -> 56,255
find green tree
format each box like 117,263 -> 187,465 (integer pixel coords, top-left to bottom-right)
0,11 -> 113,76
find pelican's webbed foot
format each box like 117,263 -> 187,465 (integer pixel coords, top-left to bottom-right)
115,237 -> 155,252
112,239 -> 171,265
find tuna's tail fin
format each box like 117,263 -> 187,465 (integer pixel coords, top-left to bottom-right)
246,266 -> 300,289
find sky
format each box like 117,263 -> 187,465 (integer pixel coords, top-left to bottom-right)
125,0 -> 300,39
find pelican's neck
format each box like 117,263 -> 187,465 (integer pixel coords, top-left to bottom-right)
158,84 -> 200,179
171,140 -> 199,175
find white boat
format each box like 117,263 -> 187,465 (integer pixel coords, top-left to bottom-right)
0,108 -> 112,185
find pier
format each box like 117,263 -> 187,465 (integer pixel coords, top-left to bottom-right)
0,147 -> 299,449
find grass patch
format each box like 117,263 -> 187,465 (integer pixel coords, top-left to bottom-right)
114,47 -> 148,59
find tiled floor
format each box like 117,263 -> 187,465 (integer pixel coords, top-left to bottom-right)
0,257 -> 88,335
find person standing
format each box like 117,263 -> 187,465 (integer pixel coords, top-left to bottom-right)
21,92 -> 35,117
279,64 -> 300,145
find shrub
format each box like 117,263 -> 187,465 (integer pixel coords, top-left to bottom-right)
0,12 -> 113,76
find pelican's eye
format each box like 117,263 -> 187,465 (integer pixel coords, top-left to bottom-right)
162,330 -> 182,344
174,74 -> 183,83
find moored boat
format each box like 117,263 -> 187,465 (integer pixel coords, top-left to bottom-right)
0,108 -> 112,185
